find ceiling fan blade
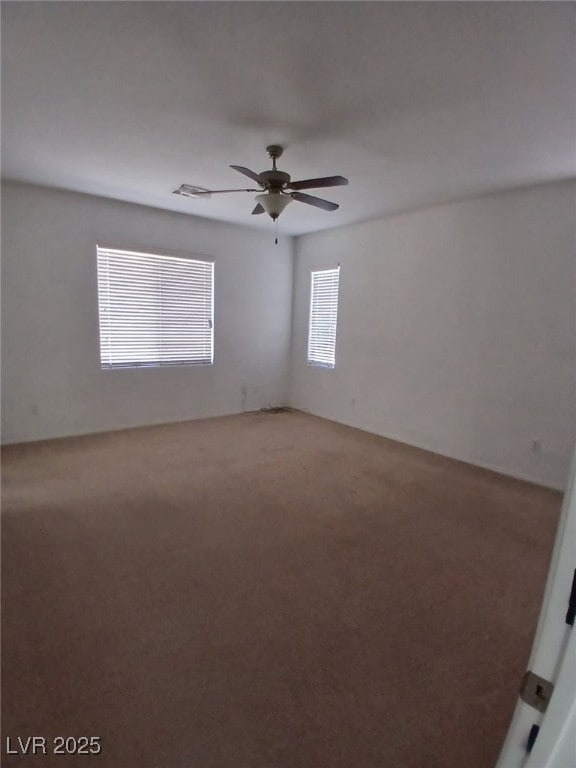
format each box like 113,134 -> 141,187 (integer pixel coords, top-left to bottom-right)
206,188 -> 260,194
251,203 -> 265,215
174,184 -> 259,198
291,192 -> 339,212
230,165 -> 265,185
288,175 -> 348,191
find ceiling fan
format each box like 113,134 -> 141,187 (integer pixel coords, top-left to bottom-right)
174,145 -> 348,221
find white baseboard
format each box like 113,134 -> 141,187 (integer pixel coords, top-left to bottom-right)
292,408 -> 566,493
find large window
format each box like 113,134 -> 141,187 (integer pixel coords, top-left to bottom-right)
97,246 -> 214,369
307,266 -> 340,368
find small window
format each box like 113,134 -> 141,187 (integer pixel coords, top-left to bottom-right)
307,266 -> 340,368
97,246 -> 214,369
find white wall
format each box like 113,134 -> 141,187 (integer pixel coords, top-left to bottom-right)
4,180 -> 575,490
289,181 -> 576,490
1,182 -> 293,443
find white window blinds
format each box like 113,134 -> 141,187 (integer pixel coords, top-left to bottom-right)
97,247 -> 214,369
307,266 -> 340,368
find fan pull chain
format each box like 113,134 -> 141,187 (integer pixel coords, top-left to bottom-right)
274,218 -> 279,245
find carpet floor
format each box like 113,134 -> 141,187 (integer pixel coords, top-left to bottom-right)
1,410 -> 561,767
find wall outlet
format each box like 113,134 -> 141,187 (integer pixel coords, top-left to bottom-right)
532,439 -> 542,455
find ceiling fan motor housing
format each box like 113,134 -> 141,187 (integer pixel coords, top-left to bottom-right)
259,169 -> 291,192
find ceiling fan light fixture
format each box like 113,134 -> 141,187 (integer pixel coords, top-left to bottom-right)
256,192 -> 293,220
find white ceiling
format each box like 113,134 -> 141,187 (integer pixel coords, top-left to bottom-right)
2,2 -> 575,236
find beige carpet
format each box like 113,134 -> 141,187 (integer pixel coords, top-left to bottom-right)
2,410 -> 561,767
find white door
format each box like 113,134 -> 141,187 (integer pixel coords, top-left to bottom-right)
496,450 -> 576,767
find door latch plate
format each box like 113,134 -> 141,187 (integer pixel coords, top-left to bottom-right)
520,670 -> 554,713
